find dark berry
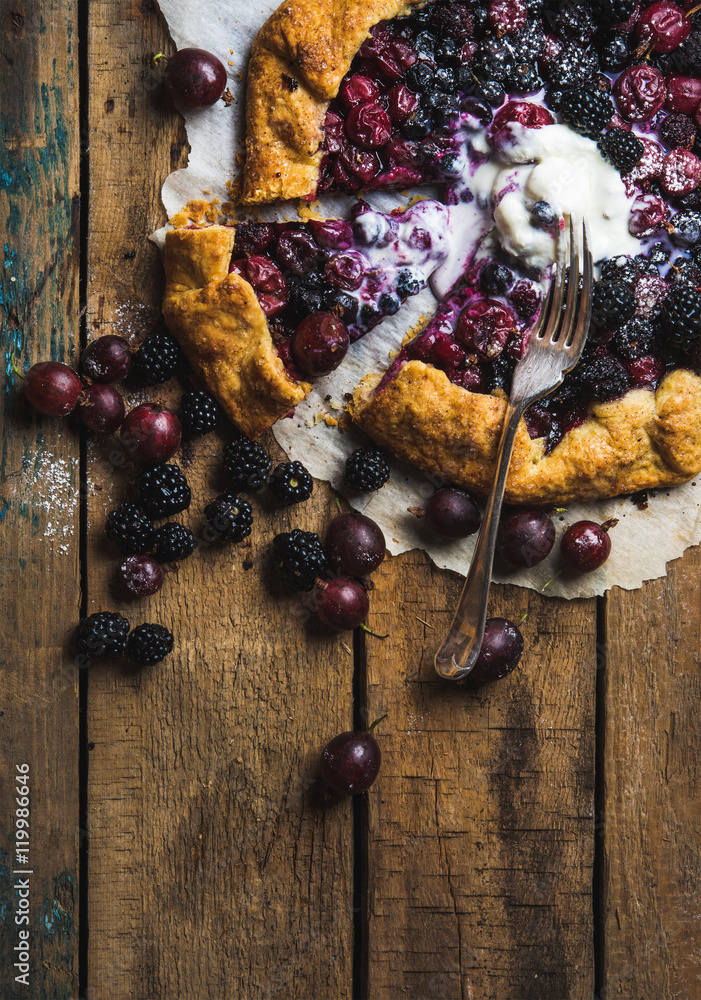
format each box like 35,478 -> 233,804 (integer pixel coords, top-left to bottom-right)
669,211 -> 701,249
204,493 -> 253,543
598,35 -> 631,72
23,362 -> 82,417
163,48 -> 227,110
106,503 -> 154,555
134,464 -> 191,518
291,312 -> 349,377
659,113 -> 698,151
636,1 -> 691,55
470,618 -> 524,683
665,75 -> 701,115
599,0 -> 636,24
343,447 -> 390,493
425,487 -> 481,539
612,318 -> 659,360
324,512 -> 386,577
560,87 -> 613,138
223,437 -> 272,491
598,128 -> 644,173
151,522 -> 197,563
613,65 -> 667,123
75,611 -> 130,658
661,284 -> 701,350
315,577 -> 369,631
126,623 -> 174,665
229,255 -> 288,317
479,261 -> 513,296
119,555 -> 164,598
396,270 -> 422,299
561,521 -> 611,572
275,230 -> 321,275
529,200 -> 558,230
497,509 -> 556,568
273,529 -> 328,592
572,355 -> 630,402
320,730 -> 381,795
82,335 -> 133,383
132,331 -> 182,385
268,461 -> 313,504
592,280 -> 637,329
79,383 -> 125,434
600,255 -> 639,285
180,390 -> 219,436
121,403 -> 181,465
548,44 -> 599,90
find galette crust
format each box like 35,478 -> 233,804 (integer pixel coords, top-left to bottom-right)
242,0 -> 424,204
349,361 -> 701,503
162,226 -> 311,439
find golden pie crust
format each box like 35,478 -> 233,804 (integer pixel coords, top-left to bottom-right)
349,361 -> 701,503
242,0 -> 424,204
161,225 -> 310,439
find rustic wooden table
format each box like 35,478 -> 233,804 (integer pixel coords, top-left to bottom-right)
2,3 -> 700,998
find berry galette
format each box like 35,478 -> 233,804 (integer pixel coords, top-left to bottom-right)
162,0 -> 701,503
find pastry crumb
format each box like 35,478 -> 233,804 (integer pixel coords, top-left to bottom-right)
324,416 -> 338,427
297,199 -> 325,222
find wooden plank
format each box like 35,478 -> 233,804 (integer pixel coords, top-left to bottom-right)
363,550 -> 597,998
85,3 -> 353,996
601,546 -> 701,998
0,2 -> 81,998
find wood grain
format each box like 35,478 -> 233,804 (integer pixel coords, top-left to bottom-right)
85,3 -> 352,996
601,547 -> 701,998
363,551 -> 597,999
0,2 -> 81,998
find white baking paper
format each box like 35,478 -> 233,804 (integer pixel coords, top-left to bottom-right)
153,0 -> 701,598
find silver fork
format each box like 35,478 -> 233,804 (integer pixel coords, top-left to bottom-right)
434,216 -> 593,682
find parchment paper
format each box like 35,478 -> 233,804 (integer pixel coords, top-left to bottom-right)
153,0 -> 701,598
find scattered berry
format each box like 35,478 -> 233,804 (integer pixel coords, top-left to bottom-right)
325,512 -> 386,577
23,362 -> 82,417
75,611 -> 130,658
223,437 -> 272,491
126,623 -> 174,665
560,87 -> 613,137
119,555 -> 164,598
561,520 -> 612,572
343,447 -> 390,493
79,383 -> 125,434
120,403 -> 182,465
320,729 -> 381,795
273,529 -> 328,592
106,503 -> 153,555
497,509 -> 556,568
82,335 -> 133,383
132,331 -> 182,386
135,463 -> 191,518
426,487 -> 481,539
268,461 -> 314,504
180,390 -> 219,436
470,617 -> 524,683
150,522 -> 197,563
204,493 -> 253,542
598,127 -> 644,172
163,48 -> 227,110
315,577 -> 369,631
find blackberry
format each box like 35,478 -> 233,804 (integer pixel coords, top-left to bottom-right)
204,493 -> 252,542
223,437 -> 272,491
487,352 -> 515,394
106,503 -> 154,555
659,114 -> 697,152
600,255 -> 638,286
396,270 -> 422,299
405,62 -> 436,93
669,211 -> 701,250
599,0 -> 635,23
344,447 -> 390,493
548,44 -> 599,89
472,39 -> 513,82
507,21 -> 544,64
269,461 -> 313,504
508,63 -> 542,95
480,261 -> 513,296
132,331 -> 182,386
591,280 -> 636,329
474,77 -> 506,108
135,464 -> 191,518
273,529 -> 328,592
598,36 -> 630,72
560,87 -> 613,139
674,31 -> 701,76
126,623 -> 174,665
649,244 -> 671,267
327,290 -> 359,325
661,285 -> 701,351
598,128 -> 644,174
571,355 -> 630,402
612,319 -> 659,361
634,255 -> 660,277
75,611 -> 129,658
180,390 -> 219,436
554,1 -> 597,44
150,522 -> 197,563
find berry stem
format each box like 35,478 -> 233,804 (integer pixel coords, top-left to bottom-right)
541,568 -> 563,591
360,623 -> 389,639
368,712 -> 388,733
152,51 -> 167,67
9,352 -> 23,379
518,611 -> 529,625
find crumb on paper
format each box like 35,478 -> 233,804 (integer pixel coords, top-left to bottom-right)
324,417 -> 338,427
221,87 -> 235,105
328,398 -> 342,411
297,199 -> 324,222
401,315 -> 430,346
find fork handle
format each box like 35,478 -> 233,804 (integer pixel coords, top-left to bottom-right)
434,397 -> 528,681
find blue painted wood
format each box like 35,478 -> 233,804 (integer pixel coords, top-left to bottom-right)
0,3 -> 80,998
